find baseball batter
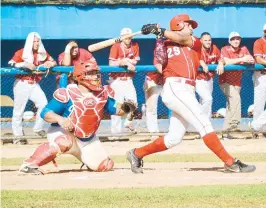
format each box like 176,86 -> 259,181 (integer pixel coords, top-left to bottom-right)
196,32 -> 224,118
144,39 -> 164,134
126,14 -> 256,174
19,59 -> 137,174
8,32 -> 56,142
108,28 -> 140,134
252,24 -> 266,137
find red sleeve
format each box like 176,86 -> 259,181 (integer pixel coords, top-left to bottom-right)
85,50 -> 93,60
109,44 -> 119,60
214,45 -> 222,61
242,46 -> 252,56
191,36 -> 202,59
10,49 -> 24,63
253,39 -> 262,57
221,46 -> 230,59
58,52 -> 65,65
133,43 -> 140,61
45,52 -> 55,62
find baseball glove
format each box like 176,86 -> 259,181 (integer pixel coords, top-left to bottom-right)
121,99 -> 138,114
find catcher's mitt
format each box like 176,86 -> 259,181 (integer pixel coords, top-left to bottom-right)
121,99 -> 138,114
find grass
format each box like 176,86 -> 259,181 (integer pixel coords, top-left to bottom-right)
2,152 -> 266,166
2,184 -> 266,208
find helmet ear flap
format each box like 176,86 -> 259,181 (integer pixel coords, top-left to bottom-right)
176,22 -> 185,31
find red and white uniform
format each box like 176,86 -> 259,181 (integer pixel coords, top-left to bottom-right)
159,36 -> 214,148
9,40 -> 55,136
219,45 -> 251,87
196,44 -> 221,118
143,43 -> 164,133
252,37 -> 266,123
58,48 -> 94,66
108,42 -> 140,134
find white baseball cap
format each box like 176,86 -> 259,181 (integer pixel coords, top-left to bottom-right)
23,111 -> 34,120
263,24 -> 266,31
228,32 -> 241,41
217,108 -> 226,118
120,28 -> 132,36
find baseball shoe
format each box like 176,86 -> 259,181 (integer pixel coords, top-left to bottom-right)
13,138 -> 28,145
224,158 -> 256,173
252,132 -> 266,139
35,130 -> 46,137
19,164 -> 43,175
221,133 -> 234,140
126,149 -> 144,174
124,125 -> 137,133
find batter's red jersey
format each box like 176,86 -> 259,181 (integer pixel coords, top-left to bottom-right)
219,45 -> 251,87
109,42 -> 140,78
253,37 -> 266,59
163,36 -> 202,81
10,48 -> 55,82
58,48 -> 94,66
197,44 -> 221,81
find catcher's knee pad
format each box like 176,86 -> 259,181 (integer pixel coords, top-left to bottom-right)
54,135 -> 73,153
96,157 -> 114,172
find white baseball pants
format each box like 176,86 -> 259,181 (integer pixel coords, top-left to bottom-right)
12,79 -> 47,136
144,77 -> 163,133
251,110 -> 266,131
162,77 -> 214,148
47,126 -> 109,170
195,78 -> 213,118
109,78 -> 137,133
253,72 -> 266,120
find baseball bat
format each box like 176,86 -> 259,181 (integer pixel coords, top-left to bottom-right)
88,31 -> 142,53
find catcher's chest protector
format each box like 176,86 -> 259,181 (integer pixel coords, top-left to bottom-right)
67,86 -> 109,138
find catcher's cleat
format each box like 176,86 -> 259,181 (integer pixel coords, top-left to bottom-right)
35,130 -> 46,137
126,149 -> 144,174
13,138 -> 28,145
224,158 -> 256,173
19,164 -> 43,175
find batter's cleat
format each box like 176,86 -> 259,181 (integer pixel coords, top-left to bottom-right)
126,149 -> 144,174
224,158 -> 256,173
19,164 -> 43,175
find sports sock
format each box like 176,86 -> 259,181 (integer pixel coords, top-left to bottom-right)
203,132 -> 234,166
134,136 -> 168,158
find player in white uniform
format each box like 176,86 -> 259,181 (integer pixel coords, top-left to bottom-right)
109,28 -> 140,134
251,23 -> 266,137
19,59 -> 137,174
8,32 -> 56,143
143,39 -> 164,136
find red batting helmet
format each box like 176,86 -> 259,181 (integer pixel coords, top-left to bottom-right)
170,14 -> 198,31
73,59 -> 103,91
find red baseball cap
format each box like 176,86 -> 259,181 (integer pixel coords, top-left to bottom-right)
170,14 -> 198,31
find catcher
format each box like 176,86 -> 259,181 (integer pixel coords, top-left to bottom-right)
19,59 -> 137,174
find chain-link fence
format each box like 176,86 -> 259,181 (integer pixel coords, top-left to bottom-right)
1,65 -> 265,141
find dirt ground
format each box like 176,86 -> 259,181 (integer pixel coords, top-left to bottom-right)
1,139 -> 266,190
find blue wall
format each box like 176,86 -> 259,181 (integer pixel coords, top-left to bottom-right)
1,4 -> 265,118
1,5 -> 266,40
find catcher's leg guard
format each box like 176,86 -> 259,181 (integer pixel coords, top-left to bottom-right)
24,135 -> 73,166
97,157 -> 114,172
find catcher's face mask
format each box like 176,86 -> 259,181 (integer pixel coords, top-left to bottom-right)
74,60 -> 103,91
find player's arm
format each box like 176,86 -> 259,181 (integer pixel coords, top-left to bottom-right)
40,98 -> 66,123
8,49 -> 36,71
61,41 -> 78,66
43,53 -> 57,68
253,40 -> 266,65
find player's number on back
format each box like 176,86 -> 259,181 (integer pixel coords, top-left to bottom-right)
167,47 -> 180,58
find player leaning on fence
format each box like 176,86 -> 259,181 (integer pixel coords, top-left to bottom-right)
251,24 -> 266,136
8,32 -> 56,144
219,32 -> 255,139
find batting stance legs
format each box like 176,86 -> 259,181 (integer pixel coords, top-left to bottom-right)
127,78 -> 256,173
19,126 -> 114,174
12,79 -> 47,136
253,72 -> 266,120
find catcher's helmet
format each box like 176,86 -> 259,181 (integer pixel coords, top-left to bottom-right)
170,14 -> 198,31
73,59 -> 103,91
